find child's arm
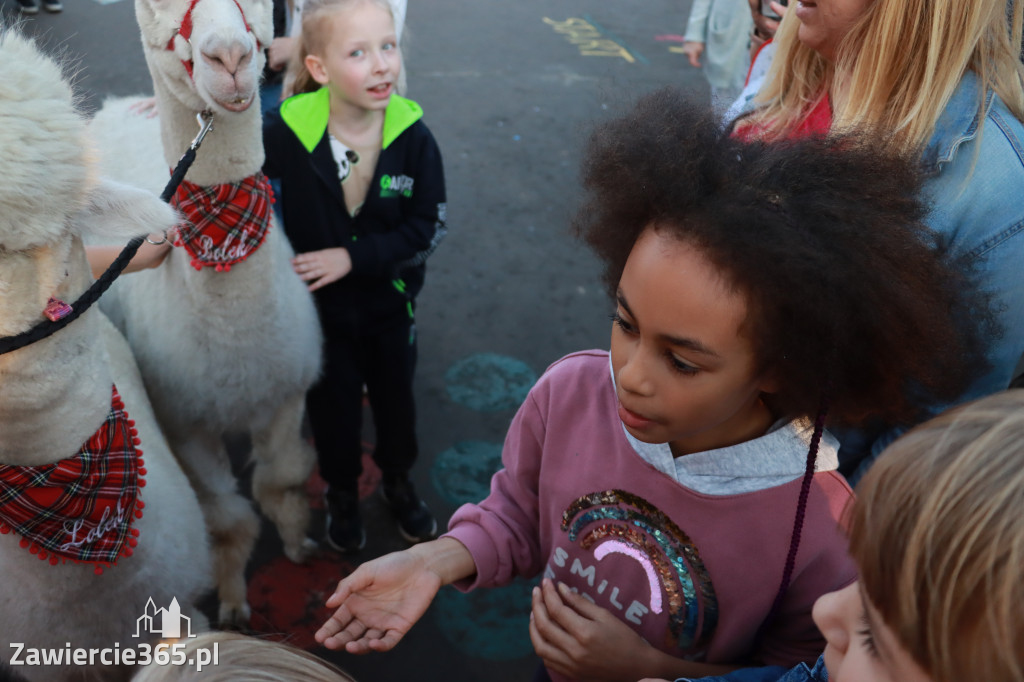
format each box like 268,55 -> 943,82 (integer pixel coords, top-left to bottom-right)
86,236 -> 172,280
315,537 -> 476,653
266,35 -> 295,74
681,0 -> 711,69
683,0 -> 712,44
531,578 -> 743,681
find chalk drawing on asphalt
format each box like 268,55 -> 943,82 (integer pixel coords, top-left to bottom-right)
431,440 -> 504,508
433,579 -> 535,660
444,352 -> 536,412
543,16 -> 648,64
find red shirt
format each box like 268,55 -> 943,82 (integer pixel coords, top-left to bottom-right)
735,95 -> 833,140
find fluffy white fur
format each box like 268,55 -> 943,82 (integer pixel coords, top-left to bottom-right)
0,28 -> 212,682
88,0 -> 323,625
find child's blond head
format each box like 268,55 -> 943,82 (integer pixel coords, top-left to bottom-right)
131,631 -> 357,681
850,390 -> 1024,682
290,0 -> 395,95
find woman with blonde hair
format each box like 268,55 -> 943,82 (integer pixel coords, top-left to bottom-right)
646,388 -> 1024,682
736,0 -> 1024,479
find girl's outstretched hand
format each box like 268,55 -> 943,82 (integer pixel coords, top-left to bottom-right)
292,247 -> 352,291
529,578 -> 656,681
314,549 -> 441,653
315,537 -> 478,654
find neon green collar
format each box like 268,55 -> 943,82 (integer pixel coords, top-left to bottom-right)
279,88 -> 423,153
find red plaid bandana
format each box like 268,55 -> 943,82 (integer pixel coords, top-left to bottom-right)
171,172 -> 273,272
0,386 -> 145,574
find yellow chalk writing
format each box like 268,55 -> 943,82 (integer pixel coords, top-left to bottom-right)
543,17 -> 636,63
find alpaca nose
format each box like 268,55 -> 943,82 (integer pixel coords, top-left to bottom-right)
201,42 -> 253,76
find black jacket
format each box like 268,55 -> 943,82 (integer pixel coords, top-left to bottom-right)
263,90 -> 447,321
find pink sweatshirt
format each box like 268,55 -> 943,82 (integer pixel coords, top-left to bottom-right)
445,351 -> 855,680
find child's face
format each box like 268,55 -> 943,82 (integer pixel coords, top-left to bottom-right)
813,582 -> 932,682
305,1 -> 400,113
610,228 -> 776,456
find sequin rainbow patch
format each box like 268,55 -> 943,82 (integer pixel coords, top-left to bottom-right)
562,489 -> 718,657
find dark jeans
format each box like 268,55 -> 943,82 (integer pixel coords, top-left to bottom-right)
307,307 -> 417,490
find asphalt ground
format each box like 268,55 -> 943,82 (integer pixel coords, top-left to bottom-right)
7,1 -> 709,679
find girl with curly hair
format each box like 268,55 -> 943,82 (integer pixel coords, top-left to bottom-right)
312,89 -> 993,682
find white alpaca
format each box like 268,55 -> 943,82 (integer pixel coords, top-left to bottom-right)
0,28 -> 212,682
87,0 -> 322,625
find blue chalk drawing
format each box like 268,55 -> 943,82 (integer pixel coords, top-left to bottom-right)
431,440 -> 504,508
433,354 -> 539,659
444,353 -> 536,412
433,579 -> 535,660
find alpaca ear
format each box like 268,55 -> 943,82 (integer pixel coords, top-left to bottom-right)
304,54 -> 330,85
73,178 -> 181,242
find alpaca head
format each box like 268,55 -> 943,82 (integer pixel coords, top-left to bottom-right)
136,0 -> 272,114
0,27 -> 92,252
0,27 -> 179,253
0,27 -> 180,336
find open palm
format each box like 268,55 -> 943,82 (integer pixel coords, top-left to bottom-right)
315,550 -> 443,653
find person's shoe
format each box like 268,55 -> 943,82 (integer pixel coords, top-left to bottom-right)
17,0 -> 40,15
381,476 -> 438,543
41,0 -> 62,12
324,487 -> 366,553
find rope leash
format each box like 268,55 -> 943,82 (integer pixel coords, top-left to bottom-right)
0,110 -> 214,356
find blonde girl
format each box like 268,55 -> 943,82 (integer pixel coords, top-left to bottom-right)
736,0 -> 1024,480
262,0 -> 447,552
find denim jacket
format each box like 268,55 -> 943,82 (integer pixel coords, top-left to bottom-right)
843,70 -> 1024,480
678,656 -> 828,682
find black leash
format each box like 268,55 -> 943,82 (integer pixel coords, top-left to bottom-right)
0,110 -> 214,356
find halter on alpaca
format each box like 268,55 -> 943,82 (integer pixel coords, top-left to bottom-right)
166,0 -> 262,79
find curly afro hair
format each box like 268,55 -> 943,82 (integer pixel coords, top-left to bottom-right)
575,87 -> 996,427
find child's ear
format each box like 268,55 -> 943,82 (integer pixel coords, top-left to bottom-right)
304,54 -> 330,85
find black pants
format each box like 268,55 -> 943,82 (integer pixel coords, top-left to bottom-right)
307,305 -> 417,490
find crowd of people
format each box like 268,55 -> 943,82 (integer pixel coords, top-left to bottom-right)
15,0 -> 1024,679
